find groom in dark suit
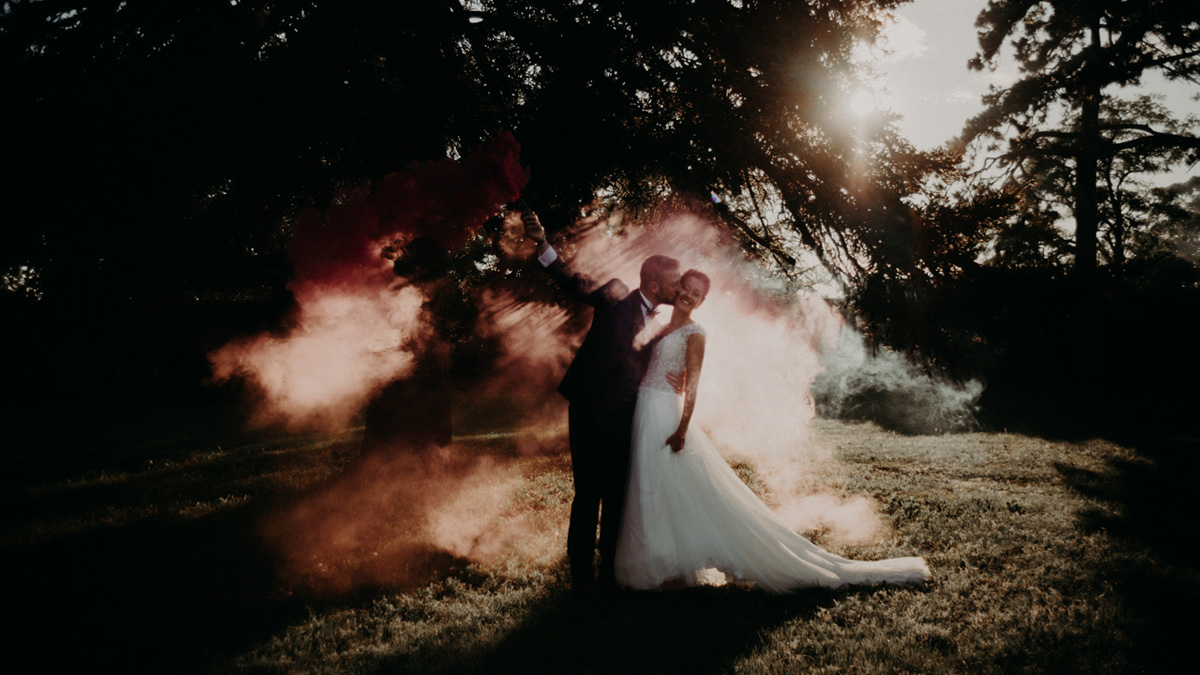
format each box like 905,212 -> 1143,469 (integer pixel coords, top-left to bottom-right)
523,211 -> 681,592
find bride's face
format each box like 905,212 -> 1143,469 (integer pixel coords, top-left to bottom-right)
676,277 -> 707,312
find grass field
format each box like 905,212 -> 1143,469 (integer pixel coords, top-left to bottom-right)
5,409 -> 1198,674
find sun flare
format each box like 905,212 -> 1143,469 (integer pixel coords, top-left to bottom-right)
848,89 -> 877,118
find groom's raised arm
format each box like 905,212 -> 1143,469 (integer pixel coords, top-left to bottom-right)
523,212 -> 626,308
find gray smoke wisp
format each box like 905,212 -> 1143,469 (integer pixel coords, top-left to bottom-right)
812,328 -> 984,435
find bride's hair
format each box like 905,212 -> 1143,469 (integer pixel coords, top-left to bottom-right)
681,269 -> 710,297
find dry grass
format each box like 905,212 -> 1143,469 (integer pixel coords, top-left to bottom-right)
4,415 -> 1197,674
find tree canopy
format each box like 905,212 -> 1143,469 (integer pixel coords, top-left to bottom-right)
2,0 -> 966,306
4,1 -> 1199,433
965,0 -> 1200,281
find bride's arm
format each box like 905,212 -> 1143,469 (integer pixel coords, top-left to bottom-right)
666,332 -> 706,453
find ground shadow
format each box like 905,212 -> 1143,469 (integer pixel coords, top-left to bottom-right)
1054,433 -> 1200,673
1056,433 -> 1200,564
4,398 -> 505,673
3,474 -> 398,674
6,466 -> 474,674
381,582 -> 843,675
9,502 -> 286,673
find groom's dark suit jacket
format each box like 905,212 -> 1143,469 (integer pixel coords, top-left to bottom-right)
543,253 -> 652,585
546,257 -> 652,405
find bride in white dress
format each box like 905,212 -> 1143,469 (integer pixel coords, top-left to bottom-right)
614,270 -> 930,593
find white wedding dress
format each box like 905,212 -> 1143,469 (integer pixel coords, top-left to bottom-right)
614,323 -> 930,593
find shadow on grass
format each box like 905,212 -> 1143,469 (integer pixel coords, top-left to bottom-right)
1056,434 -> 1200,564
389,583 -> 837,675
5,398 -> 524,673
5,402 -> 326,673
1054,433 -> 1200,674
6,477 -> 471,674
8,502 -> 288,673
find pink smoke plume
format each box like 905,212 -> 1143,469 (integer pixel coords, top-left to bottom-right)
251,198 -> 905,598
262,441 -> 570,597
209,283 -> 427,430
533,206 -> 887,544
209,133 -> 530,430
453,284 -> 577,432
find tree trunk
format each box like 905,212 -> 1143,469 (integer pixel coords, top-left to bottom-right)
1069,11 -> 1104,422
1073,15 -> 1103,285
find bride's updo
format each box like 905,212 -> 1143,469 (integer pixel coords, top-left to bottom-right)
681,269 -> 710,298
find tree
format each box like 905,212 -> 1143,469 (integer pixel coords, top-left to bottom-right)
1,0 -> 517,402
1131,175 -> 1200,284
1,1 -> 514,306
466,0 -> 943,285
965,0 -> 1200,283
1,1 -> 957,297
994,95 -> 1197,274
2,0 -> 962,402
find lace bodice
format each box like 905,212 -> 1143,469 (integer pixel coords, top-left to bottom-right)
641,323 -> 706,393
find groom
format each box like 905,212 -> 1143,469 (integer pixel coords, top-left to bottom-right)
522,211 -> 681,592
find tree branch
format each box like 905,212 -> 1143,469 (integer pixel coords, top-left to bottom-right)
1111,131 -> 1200,152
1135,47 -> 1200,71
1019,125 -> 1200,156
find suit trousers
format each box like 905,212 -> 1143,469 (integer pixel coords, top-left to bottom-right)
566,394 -> 636,588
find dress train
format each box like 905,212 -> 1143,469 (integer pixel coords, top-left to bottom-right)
614,323 -> 929,593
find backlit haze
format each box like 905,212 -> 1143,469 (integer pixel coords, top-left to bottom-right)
209,168 -> 980,592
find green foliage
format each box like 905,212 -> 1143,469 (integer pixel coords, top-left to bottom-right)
846,259 -> 1200,437
1133,176 -> 1200,284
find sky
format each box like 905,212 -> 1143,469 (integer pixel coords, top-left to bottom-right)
869,0 -> 995,150
869,0 -> 1198,186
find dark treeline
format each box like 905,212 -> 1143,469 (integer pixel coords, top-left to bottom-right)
3,0 -> 1199,438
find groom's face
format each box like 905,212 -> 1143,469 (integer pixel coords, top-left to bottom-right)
655,267 -> 682,305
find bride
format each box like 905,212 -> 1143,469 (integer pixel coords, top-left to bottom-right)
614,269 -> 930,592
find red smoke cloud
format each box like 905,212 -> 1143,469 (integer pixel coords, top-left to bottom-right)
206,134 -> 581,596
209,133 -> 529,430
255,276 -> 579,597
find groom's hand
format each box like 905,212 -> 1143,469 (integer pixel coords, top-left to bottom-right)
522,212 -> 550,255
666,371 -> 685,394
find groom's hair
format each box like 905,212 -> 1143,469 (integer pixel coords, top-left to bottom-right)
640,255 -> 679,286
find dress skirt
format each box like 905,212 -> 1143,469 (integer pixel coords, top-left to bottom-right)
614,387 -> 930,593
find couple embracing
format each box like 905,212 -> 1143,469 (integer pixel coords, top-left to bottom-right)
523,212 -> 929,595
